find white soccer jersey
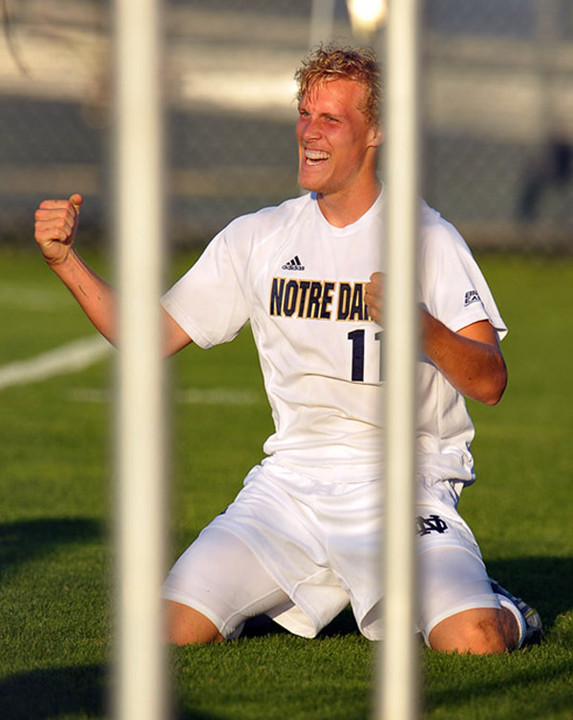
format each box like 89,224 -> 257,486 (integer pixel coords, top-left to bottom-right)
162,190 -> 506,485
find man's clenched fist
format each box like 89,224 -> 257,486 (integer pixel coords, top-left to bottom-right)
34,193 -> 83,266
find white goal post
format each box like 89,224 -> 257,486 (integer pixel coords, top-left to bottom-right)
113,0 -> 167,719
375,0 -> 422,719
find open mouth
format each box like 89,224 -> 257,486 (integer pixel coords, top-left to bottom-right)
304,149 -> 330,166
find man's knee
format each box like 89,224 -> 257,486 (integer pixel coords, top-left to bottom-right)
428,607 -> 518,654
164,600 -> 224,646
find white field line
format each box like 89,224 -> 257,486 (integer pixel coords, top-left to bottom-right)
177,388 -> 260,404
0,334 -> 261,404
0,335 -> 112,391
70,387 -> 261,405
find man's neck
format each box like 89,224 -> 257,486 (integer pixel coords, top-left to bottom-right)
316,180 -> 382,228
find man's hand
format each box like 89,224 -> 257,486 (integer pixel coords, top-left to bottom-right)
365,271 -> 384,325
34,193 -> 83,266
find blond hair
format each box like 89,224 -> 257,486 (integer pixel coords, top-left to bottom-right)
295,44 -> 381,126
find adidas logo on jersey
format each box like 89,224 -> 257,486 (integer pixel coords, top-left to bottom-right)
282,255 -> 305,271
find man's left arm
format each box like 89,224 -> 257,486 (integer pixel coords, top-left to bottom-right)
365,271 -> 507,405
421,311 -> 507,405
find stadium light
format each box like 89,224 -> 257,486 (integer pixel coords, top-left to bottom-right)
346,0 -> 388,39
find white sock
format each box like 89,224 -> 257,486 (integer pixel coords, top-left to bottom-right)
496,593 -> 526,648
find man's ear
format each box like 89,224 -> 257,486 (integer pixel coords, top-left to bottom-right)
369,124 -> 384,148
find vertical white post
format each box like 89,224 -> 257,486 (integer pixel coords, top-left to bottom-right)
309,0 -> 336,47
375,0 -> 421,719
113,0 -> 166,719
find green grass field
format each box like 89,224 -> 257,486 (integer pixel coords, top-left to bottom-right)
1,246 -> 572,719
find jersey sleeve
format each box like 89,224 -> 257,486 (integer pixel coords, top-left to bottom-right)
418,210 -> 507,341
161,224 -> 250,349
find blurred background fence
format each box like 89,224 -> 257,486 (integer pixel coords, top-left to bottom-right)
1,0 -> 573,251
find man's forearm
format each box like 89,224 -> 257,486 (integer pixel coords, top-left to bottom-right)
49,250 -> 118,345
421,311 -> 507,405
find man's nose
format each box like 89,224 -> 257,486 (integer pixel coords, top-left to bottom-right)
300,117 -> 321,140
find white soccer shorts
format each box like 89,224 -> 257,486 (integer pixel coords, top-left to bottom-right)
162,462 -> 501,644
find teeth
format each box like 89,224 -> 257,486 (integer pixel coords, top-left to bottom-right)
305,149 -> 329,163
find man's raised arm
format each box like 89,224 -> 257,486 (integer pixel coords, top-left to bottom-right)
34,194 -> 192,356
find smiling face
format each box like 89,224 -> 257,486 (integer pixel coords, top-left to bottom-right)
296,78 -> 382,220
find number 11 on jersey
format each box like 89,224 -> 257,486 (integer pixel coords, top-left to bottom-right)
348,328 -> 384,382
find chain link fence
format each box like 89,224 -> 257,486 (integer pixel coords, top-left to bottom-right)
1,0 -> 572,251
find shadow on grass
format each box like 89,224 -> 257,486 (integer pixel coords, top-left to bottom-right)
0,664 -> 107,720
485,556 -> 573,630
425,657 -> 573,720
238,604 -> 360,641
0,517 -> 104,578
176,705 -> 228,720
0,519 -> 108,718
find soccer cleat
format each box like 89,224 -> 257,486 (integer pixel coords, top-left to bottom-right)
490,578 -> 543,647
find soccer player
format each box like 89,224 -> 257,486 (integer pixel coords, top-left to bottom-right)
34,45 -> 541,653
